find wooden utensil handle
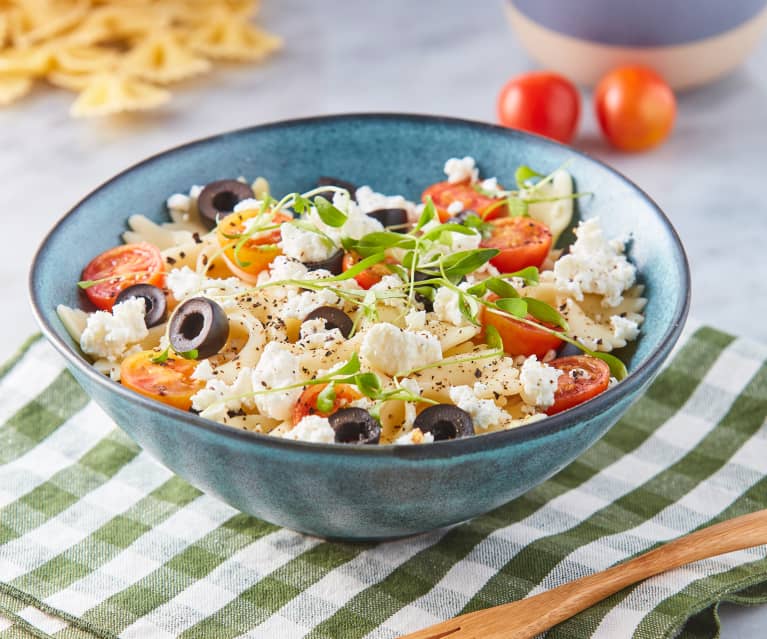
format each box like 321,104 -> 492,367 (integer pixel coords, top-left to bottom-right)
401,509 -> 767,639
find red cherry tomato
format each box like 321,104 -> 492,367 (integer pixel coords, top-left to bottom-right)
546,355 -> 611,415
422,181 -> 508,222
81,242 -> 165,311
341,252 -> 396,289
120,350 -> 204,411
483,295 -> 563,358
594,66 -> 676,152
480,217 -> 552,273
293,383 -> 362,425
497,71 -> 580,144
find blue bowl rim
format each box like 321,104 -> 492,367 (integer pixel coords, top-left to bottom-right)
29,112 -> 690,461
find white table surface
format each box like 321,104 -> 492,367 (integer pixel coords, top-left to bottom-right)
1,1 -> 765,636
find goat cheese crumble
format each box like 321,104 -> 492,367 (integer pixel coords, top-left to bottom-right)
80,298 -> 148,362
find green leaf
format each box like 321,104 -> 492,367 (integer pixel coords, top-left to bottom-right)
485,277 -> 519,299
316,382 -> 336,413
523,298 -> 568,330
591,352 -> 628,381
292,195 -> 312,215
322,252 -> 387,281
457,293 -> 480,326
179,349 -> 199,360
507,197 -> 529,217
414,197 -> 436,231
464,281 -> 487,297
332,353 -> 361,377
413,285 -> 435,301
151,347 -> 170,364
484,325 -> 503,351
313,196 -> 347,227
440,248 -> 499,278
515,165 -> 542,189
462,214 -> 494,238
354,372 -> 383,397
507,266 -> 539,285
353,231 -> 415,257
421,223 -> 477,242
77,280 -> 96,289
495,297 -> 528,318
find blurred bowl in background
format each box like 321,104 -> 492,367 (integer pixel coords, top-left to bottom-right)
506,0 -> 767,89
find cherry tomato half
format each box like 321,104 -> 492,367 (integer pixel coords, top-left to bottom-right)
120,350 -> 204,411
497,71 -> 580,144
481,217 -> 552,273
293,383 -> 362,425
594,66 -> 676,152
81,242 -> 165,311
217,209 -> 292,283
483,295 -> 563,358
341,252 -> 396,289
546,355 -> 611,415
422,181 -> 508,222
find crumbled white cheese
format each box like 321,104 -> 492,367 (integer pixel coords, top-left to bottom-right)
354,186 -> 418,222
480,177 -> 502,195
191,359 -> 216,382
519,355 -> 562,409
369,274 -> 405,307
308,196 -> 383,243
251,342 -> 305,421
80,298 -> 149,362
282,415 -> 335,443
449,385 -> 508,430
444,156 -> 479,184
298,318 -> 344,349
278,285 -> 343,321
257,255 -> 309,286
433,282 -> 476,327
394,428 -> 434,445
405,309 -> 426,331
360,323 -> 442,376
279,222 -> 337,263
166,266 -> 203,300
166,266 -> 248,308
166,193 -> 191,212
553,218 -> 636,307
193,369 -> 255,422
446,201 -> 464,215
611,315 -> 640,342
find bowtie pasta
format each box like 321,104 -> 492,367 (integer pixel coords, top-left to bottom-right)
58,156 -> 645,445
0,0 -> 281,116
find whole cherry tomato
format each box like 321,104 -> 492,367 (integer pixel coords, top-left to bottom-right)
594,66 -> 676,152
497,71 -> 580,144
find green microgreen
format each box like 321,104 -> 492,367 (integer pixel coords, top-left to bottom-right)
151,347 -> 198,364
316,382 -> 336,413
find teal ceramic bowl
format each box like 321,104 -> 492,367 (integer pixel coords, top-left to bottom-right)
30,114 -> 689,540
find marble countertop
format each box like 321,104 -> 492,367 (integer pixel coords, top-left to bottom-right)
2,0 -> 765,635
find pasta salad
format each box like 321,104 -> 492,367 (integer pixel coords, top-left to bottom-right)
58,157 -> 645,445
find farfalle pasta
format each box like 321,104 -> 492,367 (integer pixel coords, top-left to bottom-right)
0,0 -> 280,116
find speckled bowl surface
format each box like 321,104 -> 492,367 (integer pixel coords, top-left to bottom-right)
30,114 -> 689,540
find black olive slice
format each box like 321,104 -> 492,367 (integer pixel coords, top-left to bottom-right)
317,176 -> 357,201
303,306 -> 353,338
329,408 -> 380,445
114,284 -> 167,328
169,297 -> 229,359
413,404 -> 474,441
197,179 -> 255,229
303,248 -> 344,275
366,208 -> 408,232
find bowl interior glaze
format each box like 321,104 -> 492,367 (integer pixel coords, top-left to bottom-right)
30,114 -> 690,539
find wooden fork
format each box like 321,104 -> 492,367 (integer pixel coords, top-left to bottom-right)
399,509 -> 767,639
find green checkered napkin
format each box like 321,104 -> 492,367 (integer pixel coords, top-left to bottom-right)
0,325 -> 765,639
